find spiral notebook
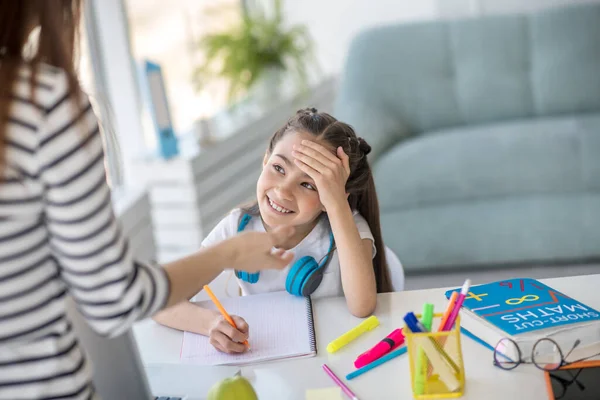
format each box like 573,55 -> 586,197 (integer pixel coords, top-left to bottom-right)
180,291 -> 316,366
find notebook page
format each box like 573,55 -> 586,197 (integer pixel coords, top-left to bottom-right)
180,291 -> 314,366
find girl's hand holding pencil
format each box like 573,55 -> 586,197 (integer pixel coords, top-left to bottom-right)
204,285 -> 251,354
208,313 -> 250,354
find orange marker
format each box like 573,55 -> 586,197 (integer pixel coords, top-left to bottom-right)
439,291 -> 458,332
427,291 -> 460,376
203,285 -> 250,349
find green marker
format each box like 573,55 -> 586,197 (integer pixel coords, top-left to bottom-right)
415,303 -> 435,395
422,303 -> 434,331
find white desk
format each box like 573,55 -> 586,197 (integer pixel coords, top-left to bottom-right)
133,274 -> 600,399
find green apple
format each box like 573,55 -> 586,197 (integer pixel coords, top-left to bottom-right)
207,376 -> 258,400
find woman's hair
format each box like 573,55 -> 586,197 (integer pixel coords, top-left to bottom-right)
0,0 -> 83,171
243,108 -> 392,293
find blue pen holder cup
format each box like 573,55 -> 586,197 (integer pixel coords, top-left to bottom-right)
405,313 -> 465,399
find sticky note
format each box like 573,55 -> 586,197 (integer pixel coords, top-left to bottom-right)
305,387 -> 343,400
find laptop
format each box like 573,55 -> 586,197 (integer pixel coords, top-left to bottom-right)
66,297 -> 238,399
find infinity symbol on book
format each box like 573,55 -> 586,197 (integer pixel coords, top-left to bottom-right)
505,294 -> 539,305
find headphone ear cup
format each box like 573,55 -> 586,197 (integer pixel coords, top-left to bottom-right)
300,267 -> 324,297
286,256 -> 321,296
286,256 -> 316,296
235,270 -> 260,283
235,214 -> 260,284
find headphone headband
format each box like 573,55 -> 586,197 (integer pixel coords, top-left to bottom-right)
235,213 -> 335,296
319,230 -> 335,269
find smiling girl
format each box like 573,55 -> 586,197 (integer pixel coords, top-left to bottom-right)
154,108 -> 392,354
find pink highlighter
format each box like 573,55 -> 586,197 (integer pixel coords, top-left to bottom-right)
354,329 -> 405,368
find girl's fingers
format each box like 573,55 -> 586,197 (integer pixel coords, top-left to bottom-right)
294,159 -> 320,180
213,331 -> 247,353
210,331 -> 245,354
210,341 -> 227,354
301,140 -> 339,164
216,318 -> 248,343
231,316 -> 249,335
294,143 -> 337,169
292,150 -> 327,173
337,146 -> 351,175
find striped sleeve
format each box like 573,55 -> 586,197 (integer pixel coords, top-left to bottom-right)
36,72 -> 170,337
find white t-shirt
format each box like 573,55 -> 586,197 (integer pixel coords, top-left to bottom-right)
197,208 -> 376,299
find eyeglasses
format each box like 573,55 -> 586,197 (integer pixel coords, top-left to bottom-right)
493,337 -> 600,371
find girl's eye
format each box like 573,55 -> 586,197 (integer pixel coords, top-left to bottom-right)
273,164 -> 284,174
302,182 -> 316,191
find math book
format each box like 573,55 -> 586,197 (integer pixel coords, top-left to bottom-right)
445,278 -> 600,356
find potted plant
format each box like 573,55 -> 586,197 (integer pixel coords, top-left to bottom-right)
192,0 -> 315,105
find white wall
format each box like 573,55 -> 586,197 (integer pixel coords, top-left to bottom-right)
281,0 -> 438,76
282,0 -> 600,77
437,0 -> 600,18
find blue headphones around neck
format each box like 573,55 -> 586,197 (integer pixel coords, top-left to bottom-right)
234,214 -> 335,297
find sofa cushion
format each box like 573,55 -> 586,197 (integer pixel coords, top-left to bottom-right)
382,192 -> 600,271
374,114 -> 600,212
335,3 -> 600,138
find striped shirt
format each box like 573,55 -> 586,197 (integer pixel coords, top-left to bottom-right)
0,64 -> 170,399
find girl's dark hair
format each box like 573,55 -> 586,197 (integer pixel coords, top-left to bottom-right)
244,108 -> 392,293
0,0 -> 83,175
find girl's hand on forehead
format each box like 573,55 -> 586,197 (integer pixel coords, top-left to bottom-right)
292,140 -> 350,212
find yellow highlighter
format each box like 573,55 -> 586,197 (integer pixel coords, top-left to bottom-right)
327,315 -> 379,353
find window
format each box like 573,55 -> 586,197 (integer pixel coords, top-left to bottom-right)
79,0 -> 247,188
79,3 -> 124,191
124,0 -> 242,143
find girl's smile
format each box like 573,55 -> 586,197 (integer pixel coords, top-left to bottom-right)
266,195 -> 294,214
256,131 -> 327,243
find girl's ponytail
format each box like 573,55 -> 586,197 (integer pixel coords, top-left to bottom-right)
351,161 -> 392,293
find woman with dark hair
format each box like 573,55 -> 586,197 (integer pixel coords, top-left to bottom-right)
0,1 -> 293,398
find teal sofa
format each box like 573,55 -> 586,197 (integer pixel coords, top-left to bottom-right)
335,4 -> 600,276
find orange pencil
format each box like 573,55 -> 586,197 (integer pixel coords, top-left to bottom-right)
438,291 -> 458,332
203,285 -> 250,348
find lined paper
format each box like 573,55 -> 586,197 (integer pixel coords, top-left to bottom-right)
180,291 -> 315,366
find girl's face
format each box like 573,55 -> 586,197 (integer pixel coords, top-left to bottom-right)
257,131 -> 326,231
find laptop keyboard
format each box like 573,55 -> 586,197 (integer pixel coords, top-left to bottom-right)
154,397 -> 182,400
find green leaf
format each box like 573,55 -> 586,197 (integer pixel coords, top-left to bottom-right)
192,0 -> 315,104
